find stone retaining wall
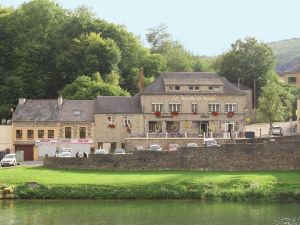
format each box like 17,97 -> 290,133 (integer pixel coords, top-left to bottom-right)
44,140 -> 300,171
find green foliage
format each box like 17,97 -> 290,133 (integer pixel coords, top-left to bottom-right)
269,38 -> 300,73
0,0 -> 165,119
218,37 -> 276,103
257,78 -> 293,128
60,74 -> 129,99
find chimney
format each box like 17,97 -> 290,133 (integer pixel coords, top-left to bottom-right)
58,96 -> 63,106
138,67 -> 144,93
18,98 -> 26,105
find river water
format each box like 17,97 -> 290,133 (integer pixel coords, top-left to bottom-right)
0,200 -> 299,225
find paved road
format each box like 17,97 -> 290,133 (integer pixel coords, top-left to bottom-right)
245,121 -> 297,137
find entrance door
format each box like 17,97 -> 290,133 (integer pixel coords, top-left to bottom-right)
111,142 -> 117,153
15,145 -> 34,161
200,121 -> 209,137
225,122 -> 234,138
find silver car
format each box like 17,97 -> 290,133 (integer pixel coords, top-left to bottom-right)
149,144 -> 162,151
115,148 -> 126,154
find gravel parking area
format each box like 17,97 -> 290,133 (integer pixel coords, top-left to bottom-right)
246,121 -> 297,137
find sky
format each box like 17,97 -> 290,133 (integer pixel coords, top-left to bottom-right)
1,0 -> 300,56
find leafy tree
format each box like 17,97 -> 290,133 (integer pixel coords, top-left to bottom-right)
218,37 -> 276,105
146,23 -> 170,52
60,74 -> 129,100
257,79 -> 293,130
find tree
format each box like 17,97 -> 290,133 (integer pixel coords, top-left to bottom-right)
218,37 -> 276,105
257,79 -> 293,131
59,74 -> 129,100
146,23 -> 170,52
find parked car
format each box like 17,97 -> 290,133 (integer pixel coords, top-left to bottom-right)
149,144 -> 162,151
1,154 -> 18,167
55,148 -> 71,157
134,146 -> 144,151
186,143 -> 198,147
168,144 -> 180,151
94,149 -> 108,154
57,151 -> 72,158
115,148 -> 126,155
270,126 -> 283,136
203,138 -> 220,147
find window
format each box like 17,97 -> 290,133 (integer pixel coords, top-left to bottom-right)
166,121 -> 180,132
65,127 -> 72,139
208,103 -> 220,112
38,130 -> 44,139
148,121 -> 162,132
107,116 -> 115,124
225,103 -> 237,112
27,130 -> 34,139
16,130 -> 22,139
73,110 -> 82,116
48,130 -> 54,138
208,86 -> 220,91
124,117 -> 131,127
175,86 -> 180,90
195,86 -> 200,90
152,103 -> 163,112
189,86 -> 193,90
79,127 -> 86,139
169,103 -> 181,112
189,86 -> 199,91
192,103 -> 198,113
168,86 -> 174,90
288,77 -> 297,84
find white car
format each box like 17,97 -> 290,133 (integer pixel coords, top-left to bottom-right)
57,151 -> 72,158
186,143 -> 198,147
94,149 -> 108,154
149,144 -> 162,151
115,148 -> 126,154
270,126 -> 283,136
1,154 -> 17,167
203,138 -> 220,147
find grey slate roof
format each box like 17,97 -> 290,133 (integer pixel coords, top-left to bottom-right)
12,99 -> 96,122
143,72 -> 246,95
95,95 -> 142,114
284,63 -> 300,73
12,99 -> 60,122
59,100 -> 96,122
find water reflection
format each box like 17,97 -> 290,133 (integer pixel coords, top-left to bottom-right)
0,200 -> 299,225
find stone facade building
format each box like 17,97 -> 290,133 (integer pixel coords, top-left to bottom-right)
12,72 -> 252,158
281,61 -> 300,88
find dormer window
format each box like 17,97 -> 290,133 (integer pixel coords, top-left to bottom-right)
73,110 -> 82,116
175,86 -> 180,90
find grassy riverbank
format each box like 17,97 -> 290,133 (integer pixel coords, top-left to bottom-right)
0,166 -> 299,200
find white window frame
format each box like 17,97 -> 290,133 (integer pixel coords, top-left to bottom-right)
208,103 -> 221,113
225,103 -> 237,113
124,116 -> 131,127
107,116 -> 115,125
169,103 -> 181,112
192,103 -> 198,113
152,103 -> 163,112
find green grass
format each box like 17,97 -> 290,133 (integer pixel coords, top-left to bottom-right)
0,166 -> 299,200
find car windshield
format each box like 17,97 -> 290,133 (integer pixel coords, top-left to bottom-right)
150,145 -> 160,150
4,155 -> 15,159
206,140 -> 217,145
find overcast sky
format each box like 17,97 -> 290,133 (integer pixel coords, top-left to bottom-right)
1,0 -> 300,56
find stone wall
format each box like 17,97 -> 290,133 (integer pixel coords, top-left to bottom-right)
44,140 -> 300,171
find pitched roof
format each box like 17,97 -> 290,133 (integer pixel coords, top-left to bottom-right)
95,95 -> 142,114
12,99 -> 60,122
143,72 -> 246,95
284,63 -> 300,74
59,100 -> 96,122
